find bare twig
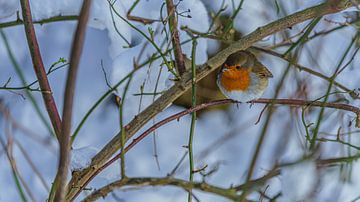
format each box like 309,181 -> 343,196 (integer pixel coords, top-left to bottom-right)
166,0 -> 186,75
52,1 -> 92,202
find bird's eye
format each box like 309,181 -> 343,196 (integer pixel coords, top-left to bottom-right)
235,66 -> 241,70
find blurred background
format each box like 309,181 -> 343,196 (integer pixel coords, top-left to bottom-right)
1,0 -> 360,201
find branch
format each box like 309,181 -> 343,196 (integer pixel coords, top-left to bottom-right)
19,0 -> 62,138
166,0 -> 186,75
81,153 -> 360,201
52,1 -> 91,202
81,177 -> 240,202
66,1 -> 358,200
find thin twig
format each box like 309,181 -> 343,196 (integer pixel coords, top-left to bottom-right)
166,0 -> 186,75
0,15 -> 78,29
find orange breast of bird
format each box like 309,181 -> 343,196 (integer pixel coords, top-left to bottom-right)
220,67 -> 251,91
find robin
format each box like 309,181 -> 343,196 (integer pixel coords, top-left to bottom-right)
217,51 -> 273,102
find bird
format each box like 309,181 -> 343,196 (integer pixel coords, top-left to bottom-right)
217,51 -> 273,102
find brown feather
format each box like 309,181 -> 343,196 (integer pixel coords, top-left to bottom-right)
224,51 -> 248,66
252,61 -> 273,78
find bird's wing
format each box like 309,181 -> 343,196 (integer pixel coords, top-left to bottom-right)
252,61 -> 273,78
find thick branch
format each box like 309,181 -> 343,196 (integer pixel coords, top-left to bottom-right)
53,1 -> 91,202
66,1 -> 358,200
166,0 -> 186,75
20,0 -> 62,138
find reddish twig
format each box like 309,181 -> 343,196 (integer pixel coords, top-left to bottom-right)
254,98 -> 360,113
19,0 -> 62,138
53,1 -> 92,202
70,98 -> 360,199
166,0 -> 186,75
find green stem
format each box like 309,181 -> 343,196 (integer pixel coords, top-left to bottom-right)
187,38 -> 197,202
223,0 -> 245,34
0,15 -> 78,29
119,76 -> 133,178
127,0 -> 140,15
